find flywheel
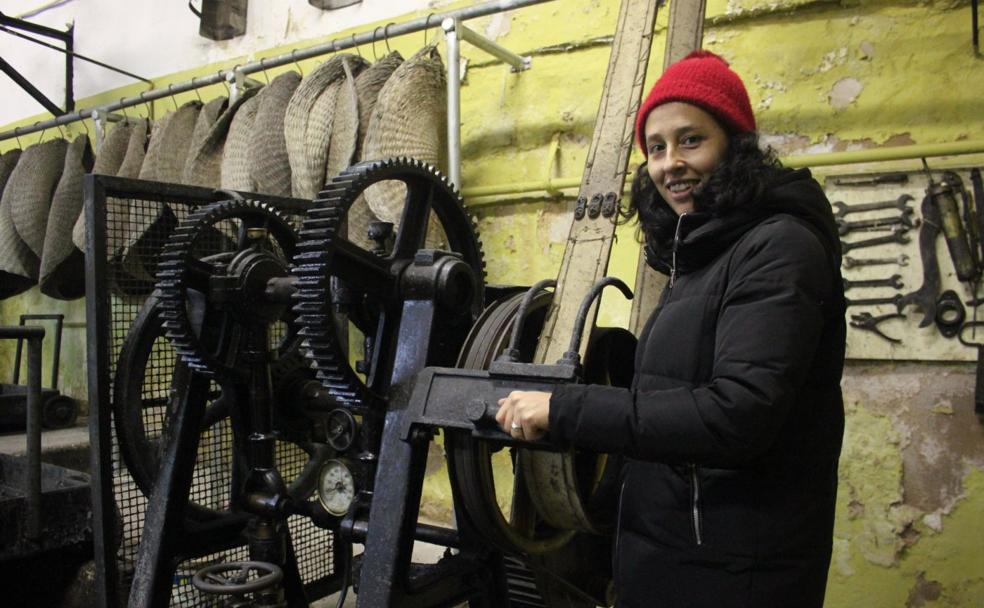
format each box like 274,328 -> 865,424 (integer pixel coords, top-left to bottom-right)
446,289 -> 635,555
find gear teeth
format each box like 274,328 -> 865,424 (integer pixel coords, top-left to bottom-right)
290,157 -> 486,409
154,199 -> 297,378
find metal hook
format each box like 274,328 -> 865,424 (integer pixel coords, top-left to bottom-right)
290,49 -> 305,76
57,124 -> 67,139
423,13 -> 436,47
138,91 -> 152,119
79,119 -> 90,137
35,122 -> 46,142
371,26 -> 383,60
258,58 -> 270,84
14,129 -> 22,149
351,33 -> 362,58
119,98 -> 130,123
190,77 -> 203,102
167,84 -> 179,110
218,69 -> 230,95
383,22 -> 395,54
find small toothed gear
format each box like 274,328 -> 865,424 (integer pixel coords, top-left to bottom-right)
291,158 -> 486,409
156,199 -> 298,378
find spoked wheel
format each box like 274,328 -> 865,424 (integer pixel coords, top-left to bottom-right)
113,292 -> 327,521
116,199 -> 328,521
292,158 -> 485,410
192,560 -> 284,596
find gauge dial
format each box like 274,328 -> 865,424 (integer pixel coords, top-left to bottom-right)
318,459 -> 356,516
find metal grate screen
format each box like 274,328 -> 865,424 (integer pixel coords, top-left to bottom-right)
86,176 -> 340,606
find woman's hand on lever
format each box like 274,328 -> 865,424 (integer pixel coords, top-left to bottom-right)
496,391 -> 551,441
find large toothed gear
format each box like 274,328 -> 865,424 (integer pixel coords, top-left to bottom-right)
155,199 -> 299,378
291,157 -> 485,409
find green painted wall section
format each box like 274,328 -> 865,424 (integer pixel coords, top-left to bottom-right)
1,1 -> 983,604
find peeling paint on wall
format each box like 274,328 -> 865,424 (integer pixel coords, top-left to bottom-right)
828,77 -> 864,109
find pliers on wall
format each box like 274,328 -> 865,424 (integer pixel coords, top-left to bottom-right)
850,311 -> 906,344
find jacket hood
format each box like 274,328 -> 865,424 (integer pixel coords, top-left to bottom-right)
654,168 -> 841,278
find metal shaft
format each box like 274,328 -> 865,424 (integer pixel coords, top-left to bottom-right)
444,19 -> 461,189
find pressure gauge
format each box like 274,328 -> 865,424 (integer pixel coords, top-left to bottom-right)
318,459 -> 356,516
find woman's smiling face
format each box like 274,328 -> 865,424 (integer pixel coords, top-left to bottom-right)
644,102 -> 729,215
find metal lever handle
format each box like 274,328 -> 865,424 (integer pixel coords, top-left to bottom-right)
499,279 -> 557,363
561,277 -> 634,365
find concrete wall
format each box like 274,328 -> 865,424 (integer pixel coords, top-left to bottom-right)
1,0 -> 983,605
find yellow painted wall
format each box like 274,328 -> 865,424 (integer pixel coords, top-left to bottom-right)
1,0 -> 983,605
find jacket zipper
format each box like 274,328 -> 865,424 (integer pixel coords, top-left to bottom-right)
689,463 -> 704,546
669,212 -> 688,288
613,478 -> 628,582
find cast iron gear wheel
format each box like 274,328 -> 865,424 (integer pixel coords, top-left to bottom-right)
113,292 -> 327,522
155,199 -> 299,379
291,157 -> 485,408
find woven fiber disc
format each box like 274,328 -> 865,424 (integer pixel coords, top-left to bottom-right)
354,52 -> 403,161
249,71 -> 301,197
221,92 -> 262,191
362,46 -> 448,246
40,134 -> 94,299
284,54 -> 368,199
71,120 -> 132,250
8,138 -> 69,264
182,89 -> 259,189
0,148 -> 34,299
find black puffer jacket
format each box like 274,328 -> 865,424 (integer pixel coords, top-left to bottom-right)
549,168 -> 845,608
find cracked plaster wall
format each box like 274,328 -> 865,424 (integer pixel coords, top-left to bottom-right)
1,0 -> 983,604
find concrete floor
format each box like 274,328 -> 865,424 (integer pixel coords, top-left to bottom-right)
313,542 -> 456,608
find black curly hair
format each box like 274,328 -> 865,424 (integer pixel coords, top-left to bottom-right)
624,131 -> 784,257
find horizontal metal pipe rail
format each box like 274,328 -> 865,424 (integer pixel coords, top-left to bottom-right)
0,0 -> 555,142
460,139 -> 984,203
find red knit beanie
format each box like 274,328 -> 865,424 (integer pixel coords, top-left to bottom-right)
635,50 -> 756,153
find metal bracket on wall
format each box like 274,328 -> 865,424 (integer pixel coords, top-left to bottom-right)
442,17 -> 532,189
0,11 -> 73,116
90,109 -> 124,151
227,68 -> 263,104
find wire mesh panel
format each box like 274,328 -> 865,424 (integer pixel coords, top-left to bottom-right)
85,175 -> 340,607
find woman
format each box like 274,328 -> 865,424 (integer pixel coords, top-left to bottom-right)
496,51 -> 845,607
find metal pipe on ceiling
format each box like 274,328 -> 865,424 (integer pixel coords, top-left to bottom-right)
0,0 -> 556,142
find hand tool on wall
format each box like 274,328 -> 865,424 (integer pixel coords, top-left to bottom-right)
836,211 -> 916,236
972,169 -> 984,266
832,195 -> 914,220
842,274 -> 904,291
898,196 -> 942,327
831,173 -> 909,187
957,321 -> 984,422
922,160 -> 978,282
849,311 -> 906,343
934,289 -> 966,338
846,294 -> 904,308
840,228 -> 910,253
843,254 -> 909,269
954,172 -> 982,272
